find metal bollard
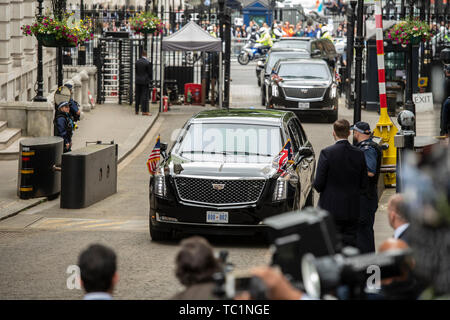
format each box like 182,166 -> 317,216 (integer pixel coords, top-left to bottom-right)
394,110 -> 416,192
17,137 -> 64,199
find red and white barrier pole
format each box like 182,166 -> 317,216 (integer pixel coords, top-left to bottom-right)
372,0 -> 398,187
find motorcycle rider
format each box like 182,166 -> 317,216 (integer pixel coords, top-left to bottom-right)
256,27 -> 273,51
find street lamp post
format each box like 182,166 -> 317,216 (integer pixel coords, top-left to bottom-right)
78,0 -> 86,65
144,0 -> 149,51
34,0 -> 46,102
346,0 -> 357,110
353,0 -> 365,123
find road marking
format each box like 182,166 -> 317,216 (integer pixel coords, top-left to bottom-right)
28,217 -> 147,232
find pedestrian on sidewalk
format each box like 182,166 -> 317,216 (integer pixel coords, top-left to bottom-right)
54,101 -> 74,153
135,49 -> 152,116
78,244 -> 119,300
313,119 -> 368,247
351,121 -> 382,253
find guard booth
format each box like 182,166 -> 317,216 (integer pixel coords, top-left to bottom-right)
363,21 -> 419,113
242,0 -> 272,26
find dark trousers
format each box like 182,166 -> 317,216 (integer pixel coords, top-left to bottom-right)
135,84 -> 149,113
357,195 -> 378,253
334,219 -> 358,248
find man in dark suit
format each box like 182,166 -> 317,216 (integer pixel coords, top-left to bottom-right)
313,119 -> 368,247
387,193 -> 410,243
135,49 -> 152,116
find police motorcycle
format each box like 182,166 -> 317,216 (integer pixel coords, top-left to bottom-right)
237,29 -> 270,65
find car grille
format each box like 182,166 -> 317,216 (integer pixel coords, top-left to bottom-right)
174,177 -> 266,205
283,87 -> 326,99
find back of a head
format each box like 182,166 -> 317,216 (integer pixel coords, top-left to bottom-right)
333,119 -> 350,139
141,50 -> 147,57
175,236 -> 220,287
78,244 -> 117,293
388,193 -> 408,222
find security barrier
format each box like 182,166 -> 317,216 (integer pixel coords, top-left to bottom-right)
17,137 -> 64,199
60,143 -> 118,209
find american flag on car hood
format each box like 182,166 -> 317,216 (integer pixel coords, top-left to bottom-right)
147,135 -> 161,175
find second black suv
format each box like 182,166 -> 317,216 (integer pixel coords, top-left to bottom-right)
266,58 -> 339,123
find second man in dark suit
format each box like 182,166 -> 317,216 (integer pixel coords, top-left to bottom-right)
313,119 -> 368,247
135,50 -> 152,116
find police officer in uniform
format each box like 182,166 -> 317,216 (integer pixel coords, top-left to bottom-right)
351,121 -> 382,253
54,101 -> 74,153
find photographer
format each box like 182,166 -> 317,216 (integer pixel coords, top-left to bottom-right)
171,236 -> 222,300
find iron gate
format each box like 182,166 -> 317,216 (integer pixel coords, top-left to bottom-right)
95,37 -> 144,105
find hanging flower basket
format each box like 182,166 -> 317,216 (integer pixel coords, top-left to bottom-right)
130,12 -> 163,35
21,13 -> 93,47
36,33 -> 77,47
386,18 -> 433,46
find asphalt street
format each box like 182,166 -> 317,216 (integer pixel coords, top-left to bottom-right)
0,61 -> 437,299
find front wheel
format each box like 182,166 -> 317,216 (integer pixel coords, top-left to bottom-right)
149,216 -> 172,241
238,52 -> 250,65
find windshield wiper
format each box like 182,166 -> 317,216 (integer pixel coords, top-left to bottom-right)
297,76 -> 325,79
180,150 -> 272,156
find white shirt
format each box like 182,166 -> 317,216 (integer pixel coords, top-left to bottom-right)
83,292 -> 113,300
335,139 -> 348,144
394,223 -> 409,239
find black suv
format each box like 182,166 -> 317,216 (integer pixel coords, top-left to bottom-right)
272,37 -> 338,68
267,58 -> 339,123
259,48 -> 310,106
149,109 -> 316,241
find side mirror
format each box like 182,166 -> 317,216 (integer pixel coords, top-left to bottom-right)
160,142 -> 169,160
311,49 -> 321,57
298,147 -> 313,158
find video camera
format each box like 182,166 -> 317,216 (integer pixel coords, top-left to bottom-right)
213,207 -> 413,300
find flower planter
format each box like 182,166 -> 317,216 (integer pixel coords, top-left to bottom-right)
37,33 -> 77,47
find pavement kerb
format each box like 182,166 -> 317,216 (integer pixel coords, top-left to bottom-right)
117,109 -> 160,164
0,107 -> 160,222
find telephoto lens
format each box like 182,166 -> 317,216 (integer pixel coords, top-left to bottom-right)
301,248 -> 414,300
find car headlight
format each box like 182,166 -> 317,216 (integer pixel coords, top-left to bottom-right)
273,176 -> 288,201
154,169 -> 167,197
330,85 -> 337,99
272,85 -> 279,97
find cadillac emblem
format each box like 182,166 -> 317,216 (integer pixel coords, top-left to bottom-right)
301,89 -> 308,93
212,183 -> 225,191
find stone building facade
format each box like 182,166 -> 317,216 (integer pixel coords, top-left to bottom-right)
0,0 -> 57,102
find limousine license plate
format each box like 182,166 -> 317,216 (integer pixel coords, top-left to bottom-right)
298,102 -> 310,109
206,211 -> 228,223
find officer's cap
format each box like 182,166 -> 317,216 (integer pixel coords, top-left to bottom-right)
350,121 -> 371,135
57,101 -> 70,109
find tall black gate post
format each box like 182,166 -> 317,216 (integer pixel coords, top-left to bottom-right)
346,0 -> 356,110
353,0 -> 364,124
404,0 -> 416,132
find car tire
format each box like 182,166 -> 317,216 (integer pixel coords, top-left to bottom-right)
328,110 -> 338,123
149,216 -> 172,241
